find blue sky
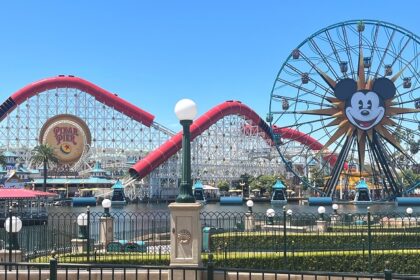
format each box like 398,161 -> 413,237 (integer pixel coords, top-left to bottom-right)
0,0 -> 419,130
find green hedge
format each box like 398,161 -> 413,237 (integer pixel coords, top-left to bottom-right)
32,253 -> 170,265
208,250 -> 420,273
210,232 -> 420,252
33,250 -> 420,274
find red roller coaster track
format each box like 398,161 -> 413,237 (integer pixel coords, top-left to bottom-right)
0,76 -> 339,179
1,75 -> 155,126
129,100 -> 339,178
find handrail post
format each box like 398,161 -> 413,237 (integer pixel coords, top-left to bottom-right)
86,206 -> 90,262
207,253 -> 214,280
283,206 -> 287,269
367,207 -> 372,273
384,269 -> 392,280
8,207 -> 12,265
49,251 -> 57,280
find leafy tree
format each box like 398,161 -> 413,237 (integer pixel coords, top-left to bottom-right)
31,144 -> 59,192
249,175 -> 277,195
217,180 -> 230,193
393,127 -> 419,185
310,166 -> 325,189
402,169 -> 420,185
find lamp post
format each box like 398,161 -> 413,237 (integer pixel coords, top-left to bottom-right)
4,216 -> 22,250
174,99 -> 197,203
102,198 -> 112,217
317,206 -> 326,221
77,213 -> 88,239
331,203 -> 339,225
286,209 -> 293,227
316,206 -> 327,232
406,207 -> 413,227
245,199 -> 255,231
246,199 -> 254,213
100,198 -> 113,247
266,208 -> 275,225
332,203 -> 338,214
406,207 -> 413,217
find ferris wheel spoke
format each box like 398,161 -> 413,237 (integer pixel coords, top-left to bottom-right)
373,29 -> 396,80
324,131 -> 356,196
378,135 -> 416,166
297,53 -> 338,91
284,63 -> 334,94
309,38 -> 341,79
369,134 -> 401,196
375,126 -> 413,160
341,25 -> 357,80
276,117 -> 335,129
365,24 -> 380,79
387,123 -> 420,138
367,141 -> 393,195
272,95 -> 334,108
275,77 -> 332,101
390,115 -> 420,125
324,30 -> 344,70
387,107 -> 420,117
388,36 -> 412,71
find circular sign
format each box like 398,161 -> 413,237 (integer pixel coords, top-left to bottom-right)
39,115 -> 91,164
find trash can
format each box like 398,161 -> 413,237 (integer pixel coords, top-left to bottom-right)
123,241 -> 147,252
106,241 -> 123,252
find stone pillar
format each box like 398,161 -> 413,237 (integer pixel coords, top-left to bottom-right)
169,202 -> 203,280
71,239 -> 89,253
99,216 -> 114,249
244,213 -> 255,231
316,220 -> 327,232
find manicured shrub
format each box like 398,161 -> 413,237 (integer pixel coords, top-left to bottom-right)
207,250 -> 420,273
210,231 -> 420,252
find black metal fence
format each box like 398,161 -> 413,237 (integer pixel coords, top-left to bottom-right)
1,209 -> 420,273
1,258 -> 416,280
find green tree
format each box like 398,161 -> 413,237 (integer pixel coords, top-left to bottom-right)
310,166 -> 325,189
249,175 -> 277,195
31,144 -> 59,192
217,180 -> 230,193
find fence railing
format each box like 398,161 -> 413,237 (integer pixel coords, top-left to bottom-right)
0,258 -> 413,280
1,209 -> 420,273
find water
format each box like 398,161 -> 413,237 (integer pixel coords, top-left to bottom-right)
48,201 -> 418,215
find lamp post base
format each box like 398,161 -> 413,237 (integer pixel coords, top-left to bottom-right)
316,220 -> 327,232
71,239 -> 90,254
169,202 -> 203,280
0,249 -> 22,266
99,216 -> 114,248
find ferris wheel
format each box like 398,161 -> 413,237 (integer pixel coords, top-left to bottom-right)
268,20 -> 420,199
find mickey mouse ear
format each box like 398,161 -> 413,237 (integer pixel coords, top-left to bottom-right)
372,78 -> 396,99
334,78 -> 357,100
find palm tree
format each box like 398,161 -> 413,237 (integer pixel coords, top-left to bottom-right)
31,144 -> 59,192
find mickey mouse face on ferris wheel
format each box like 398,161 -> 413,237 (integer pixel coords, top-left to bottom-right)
334,78 -> 396,131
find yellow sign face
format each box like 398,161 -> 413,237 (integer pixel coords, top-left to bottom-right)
39,115 -> 91,164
